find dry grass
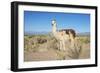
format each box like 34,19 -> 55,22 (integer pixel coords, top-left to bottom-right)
24,34 -> 90,61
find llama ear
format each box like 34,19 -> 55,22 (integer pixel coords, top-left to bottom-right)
52,23 -> 53,26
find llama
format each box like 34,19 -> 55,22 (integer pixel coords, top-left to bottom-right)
51,19 -> 76,51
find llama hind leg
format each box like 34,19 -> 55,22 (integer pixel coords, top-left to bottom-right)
70,39 -> 75,49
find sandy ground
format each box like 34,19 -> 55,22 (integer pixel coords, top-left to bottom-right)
24,35 -> 90,62
24,43 -> 90,62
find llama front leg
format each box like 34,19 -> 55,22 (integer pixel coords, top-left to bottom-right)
59,40 -> 66,51
62,40 -> 66,51
59,41 -> 63,51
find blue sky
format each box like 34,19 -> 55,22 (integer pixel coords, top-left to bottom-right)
24,11 -> 90,33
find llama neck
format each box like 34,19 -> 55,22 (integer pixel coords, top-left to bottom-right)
52,24 -> 57,34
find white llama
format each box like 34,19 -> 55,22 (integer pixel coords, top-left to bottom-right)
51,19 -> 76,51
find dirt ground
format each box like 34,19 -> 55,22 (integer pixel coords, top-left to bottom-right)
24,35 -> 90,62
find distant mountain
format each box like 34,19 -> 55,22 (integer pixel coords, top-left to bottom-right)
25,31 -> 50,35
77,32 -> 90,36
25,31 -> 90,36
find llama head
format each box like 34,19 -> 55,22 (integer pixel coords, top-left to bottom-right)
51,19 -> 57,26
